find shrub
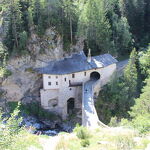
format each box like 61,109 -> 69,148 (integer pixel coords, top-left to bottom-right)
25,67 -> 35,73
109,117 -> 120,127
8,101 -> 59,121
0,103 -> 41,150
131,114 -> 150,134
0,68 -> 12,78
81,139 -> 90,147
74,125 -> 91,140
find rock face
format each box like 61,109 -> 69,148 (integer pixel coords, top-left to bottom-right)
0,27 -> 84,105
0,29 -> 64,103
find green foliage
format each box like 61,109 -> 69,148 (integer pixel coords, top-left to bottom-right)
18,31 -> 28,51
96,49 -> 138,124
0,102 -> 41,150
55,136 -> 69,150
119,0 -> 150,47
0,42 -> 9,78
74,125 -> 91,140
8,101 -> 59,120
0,103 -> 22,149
128,76 -> 150,134
130,114 -> 150,134
80,139 -> 90,147
139,45 -> 150,76
78,0 -> 112,54
124,48 -> 138,100
113,133 -> 135,150
2,0 -> 150,56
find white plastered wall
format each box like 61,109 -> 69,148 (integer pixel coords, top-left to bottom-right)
40,63 -> 116,119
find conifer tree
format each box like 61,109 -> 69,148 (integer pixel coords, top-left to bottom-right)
124,48 -> 138,104
5,0 -> 22,53
78,0 -> 112,54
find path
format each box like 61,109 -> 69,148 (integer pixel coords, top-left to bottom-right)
116,59 -> 129,73
82,80 -> 107,128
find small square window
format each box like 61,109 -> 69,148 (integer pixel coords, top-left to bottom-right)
48,82 -> 51,85
48,76 -> 51,79
56,76 -> 58,79
72,74 -> 75,78
56,82 -> 58,85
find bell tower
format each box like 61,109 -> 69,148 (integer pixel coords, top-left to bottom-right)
87,49 -> 91,63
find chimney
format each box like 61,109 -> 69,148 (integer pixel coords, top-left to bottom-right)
87,48 -> 91,63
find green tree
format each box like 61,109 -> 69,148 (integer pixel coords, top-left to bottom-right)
129,76 -> 150,133
18,31 -> 28,52
0,42 -> 8,77
62,0 -> 77,44
124,48 -> 138,101
139,45 -> 150,76
78,0 -> 112,54
5,0 -> 23,53
119,0 -> 146,46
103,0 -> 132,56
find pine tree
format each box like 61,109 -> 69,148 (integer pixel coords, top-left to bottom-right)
124,48 -> 138,101
119,0 -> 145,45
139,46 -> 150,76
5,0 -> 22,53
129,76 -> 150,133
106,0 -> 132,56
78,0 -> 112,54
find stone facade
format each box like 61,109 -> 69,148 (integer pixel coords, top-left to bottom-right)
40,63 -> 116,119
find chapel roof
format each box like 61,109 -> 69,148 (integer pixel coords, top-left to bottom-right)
36,51 -> 117,75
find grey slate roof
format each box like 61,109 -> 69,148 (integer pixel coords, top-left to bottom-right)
36,51 -> 117,75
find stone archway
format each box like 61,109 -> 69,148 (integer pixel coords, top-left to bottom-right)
90,71 -> 100,80
67,98 -> 75,115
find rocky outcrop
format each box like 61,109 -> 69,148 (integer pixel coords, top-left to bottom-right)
0,27 -> 84,104
0,26 -> 65,103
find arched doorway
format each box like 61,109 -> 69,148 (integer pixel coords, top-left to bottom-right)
90,71 -> 100,80
67,98 -> 75,115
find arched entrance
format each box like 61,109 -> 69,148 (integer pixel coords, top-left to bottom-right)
90,71 -> 100,80
67,98 -> 75,115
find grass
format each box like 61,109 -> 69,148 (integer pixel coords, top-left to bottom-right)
53,126 -> 150,150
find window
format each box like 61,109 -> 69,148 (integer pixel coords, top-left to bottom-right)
48,76 -> 51,79
48,82 -> 51,85
64,78 -> 66,81
84,72 -> 86,76
56,76 -> 58,79
56,82 -> 58,85
72,74 -> 75,78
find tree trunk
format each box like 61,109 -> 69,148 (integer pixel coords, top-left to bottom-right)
70,15 -> 73,44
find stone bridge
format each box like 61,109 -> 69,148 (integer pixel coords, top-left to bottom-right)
82,79 -> 108,128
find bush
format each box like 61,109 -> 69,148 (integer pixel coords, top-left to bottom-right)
131,114 -> 150,134
0,102 -> 42,150
109,117 -> 120,127
81,139 -> 90,147
0,68 -> 12,78
25,67 -> 35,73
8,101 -> 59,121
74,125 -> 91,140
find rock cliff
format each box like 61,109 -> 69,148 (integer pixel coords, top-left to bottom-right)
0,26 -> 84,106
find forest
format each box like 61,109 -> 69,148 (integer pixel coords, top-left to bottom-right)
0,0 -> 150,149
0,0 -> 149,55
